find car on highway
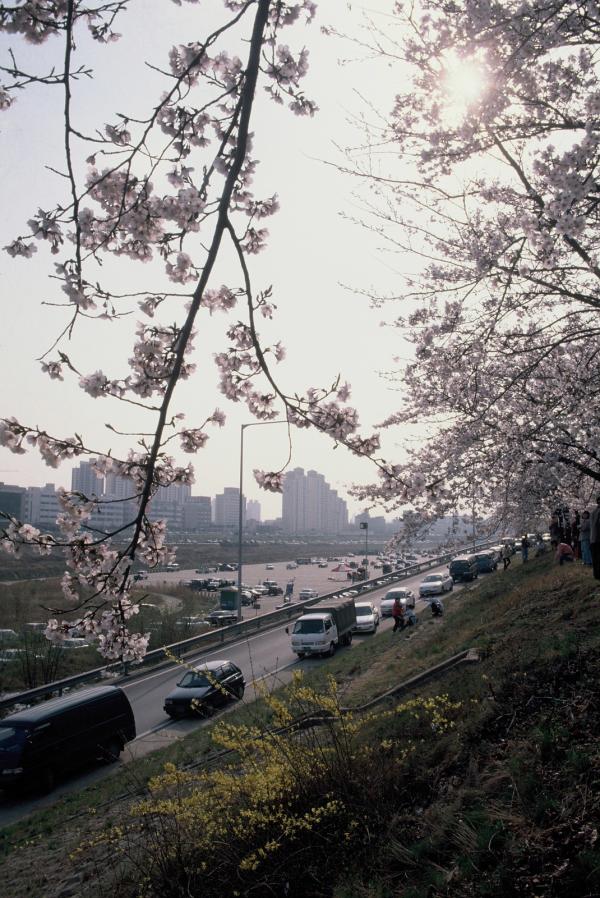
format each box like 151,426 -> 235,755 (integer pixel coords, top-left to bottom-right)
163,660 -> 245,719
133,571 -> 148,582
318,562 -> 328,568
352,602 -> 379,634
0,685 -> 136,792
473,551 -> 498,573
380,587 -> 415,616
418,573 -> 453,597
286,562 -> 298,570
298,588 -> 319,600
449,556 -> 479,582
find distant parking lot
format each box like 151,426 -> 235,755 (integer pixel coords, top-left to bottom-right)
143,556 -> 434,620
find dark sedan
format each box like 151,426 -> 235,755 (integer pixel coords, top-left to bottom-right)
164,660 -> 245,719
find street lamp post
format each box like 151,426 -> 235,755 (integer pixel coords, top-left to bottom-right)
237,420 -> 286,621
360,521 -> 369,567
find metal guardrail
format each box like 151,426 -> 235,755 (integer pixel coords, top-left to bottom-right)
0,541 -> 494,713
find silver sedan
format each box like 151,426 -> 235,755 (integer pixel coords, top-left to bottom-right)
418,573 -> 454,597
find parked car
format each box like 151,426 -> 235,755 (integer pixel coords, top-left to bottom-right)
298,588 -> 319,600
318,562 -> 328,568
380,587 -> 415,616
265,563 -> 274,570
176,617 -> 206,628
164,660 -> 245,719
352,602 -> 379,634
0,649 -> 25,663
286,562 -> 298,570
205,610 -> 238,626
61,637 -> 91,649
0,685 -> 135,792
449,556 -> 479,582
133,571 -> 148,581
252,585 -> 268,596
419,573 -> 453,597
266,585 -> 283,596
473,551 -> 498,573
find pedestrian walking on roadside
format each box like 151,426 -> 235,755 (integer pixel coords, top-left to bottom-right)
580,510 -> 592,566
502,545 -> 511,570
392,597 -> 405,633
521,535 -> 530,562
590,496 -> 600,581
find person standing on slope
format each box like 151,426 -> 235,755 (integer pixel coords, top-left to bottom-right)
590,497 -> 600,581
392,597 -> 406,633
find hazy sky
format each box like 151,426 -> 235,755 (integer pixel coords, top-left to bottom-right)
0,2 -> 411,519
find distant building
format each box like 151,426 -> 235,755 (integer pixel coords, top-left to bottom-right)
26,483 -> 60,528
214,487 -> 245,527
0,482 -> 27,522
282,468 -> 348,535
71,459 -> 103,498
183,496 -> 212,531
104,472 -> 139,529
354,512 -> 387,536
246,499 -> 261,522
154,483 -> 192,504
87,499 -> 128,534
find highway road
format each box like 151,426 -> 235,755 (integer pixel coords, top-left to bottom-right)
0,557 -> 485,824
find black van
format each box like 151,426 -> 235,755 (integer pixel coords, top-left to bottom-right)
474,551 -> 498,574
0,685 -> 136,792
449,555 -> 479,582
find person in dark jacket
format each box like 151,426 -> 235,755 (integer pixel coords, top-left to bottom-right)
549,515 -> 562,550
430,598 -> 444,617
521,535 -> 530,562
580,510 -> 592,566
590,497 -> 600,580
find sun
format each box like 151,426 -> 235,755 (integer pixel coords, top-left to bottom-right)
441,50 -> 487,121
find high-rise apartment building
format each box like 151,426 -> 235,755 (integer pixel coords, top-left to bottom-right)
71,459 -> 104,497
282,468 -> 348,534
246,499 -> 261,522
214,487 -> 245,527
183,496 -> 212,531
282,468 -> 306,533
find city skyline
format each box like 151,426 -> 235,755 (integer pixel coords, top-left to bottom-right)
0,458 -> 381,535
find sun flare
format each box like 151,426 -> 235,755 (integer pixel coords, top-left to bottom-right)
442,51 -> 487,121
